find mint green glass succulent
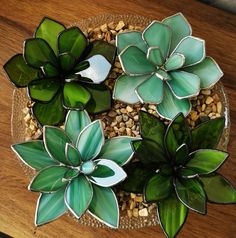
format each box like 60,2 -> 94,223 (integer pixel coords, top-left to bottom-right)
113,13 -> 223,120
11,110 -> 137,228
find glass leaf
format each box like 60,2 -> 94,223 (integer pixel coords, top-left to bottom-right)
44,126 -> 72,165
65,110 -> 91,145
65,175 -> 92,219
35,187 -> 67,226
35,17 -> 65,55
119,162 -> 155,193
11,140 -> 58,170
178,167 -> 198,178
113,74 -> 150,104
175,178 -> 206,214
143,21 -> 172,60
24,38 -> 58,68
116,31 -> 148,54
76,120 -> 104,161
144,173 -> 173,202
158,193 -> 188,238
162,13 -> 192,52
175,143 -> 189,165
171,36 -> 205,67
65,143 -> 82,167
146,46 -> 164,66
63,169 -> 79,181
88,184 -> 119,228
42,63 -> 59,77
119,45 -> 156,75
136,74 -> 164,104
59,53 -> 76,72
99,136 -> 138,166
28,78 -> 60,102
184,56 -> 223,89
191,117 -> 225,151
164,53 -> 185,71
63,82 -> 91,109
72,60 -> 90,73
32,92 -> 65,126
186,149 -> 229,175
3,54 -> 40,87
58,27 -> 87,58
29,165 -> 69,192
89,159 -> 127,187
200,173 -> 236,204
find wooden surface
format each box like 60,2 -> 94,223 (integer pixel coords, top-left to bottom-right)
0,0 -> 236,237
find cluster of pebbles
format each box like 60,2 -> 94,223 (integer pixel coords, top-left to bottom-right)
22,21 -> 223,218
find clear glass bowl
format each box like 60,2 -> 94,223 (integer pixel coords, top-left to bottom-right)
11,14 -> 230,229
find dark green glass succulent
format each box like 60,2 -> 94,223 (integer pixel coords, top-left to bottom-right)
121,111 -> 236,238
3,17 -> 116,126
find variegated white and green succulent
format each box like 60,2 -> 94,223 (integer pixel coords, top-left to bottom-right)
11,110 -> 137,228
113,13 -> 223,120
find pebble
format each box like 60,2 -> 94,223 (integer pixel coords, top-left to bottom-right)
115,21 -> 125,31
217,102 -> 222,114
206,96 -> 214,104
108,110 -> 117,117
100,23 -> 108,32
201,89 -> 211,95
126,105 -> 133,112
139,208 -> 148,217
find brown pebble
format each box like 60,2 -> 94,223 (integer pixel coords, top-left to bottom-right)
132,208 -> 139,217
206,96 -> 214,105
115,21 -> 125,31
201,89 -> 211,95
217,102 -> 222,114
139,208 -> 148,217
108,111 -> 117,117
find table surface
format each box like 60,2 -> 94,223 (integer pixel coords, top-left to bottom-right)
0,0 -> 236,237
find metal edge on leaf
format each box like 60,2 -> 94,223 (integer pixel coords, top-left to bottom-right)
164,52 -> 186,71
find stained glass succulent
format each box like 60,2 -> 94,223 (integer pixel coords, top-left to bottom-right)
121,111 -> 236,238
4,17 -> 116,126
113,13 -> 223,120
11,110 -> 137,227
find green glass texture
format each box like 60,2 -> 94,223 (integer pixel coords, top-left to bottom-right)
90,164 -> 114,177
32,92 -> 65,126
162,13 -> 192,52
144,173 -> 172,202
158,194 -> 188,238
175,143 -> 189,165
172,36 -> 205,67
99,137 -> 137,166
73,61 -> 90,73
29,166 -> 69,192
24,38 -> 58,68
136,74 -> 163,104
119,46 -> 155,75
44,126 -> 72,165
35,17 -> 65,55
147,47 -> 164,66
28,78 -> 60,102
164,53 -> 185,71
3,54 -> 39,87
65,110 -> 91,145
58,27 -> 87,58
59,53 -> 76,72
113,74 -> 150,104
63,169 -> 79,181
186,149 -> 228,175
65,175 -> 93,219
157,83 -> 191,120
88,184 -> 119,228
42,63 -> 59,77
63,82 -> 91,109
35,187 -> 67,226
139,110 -> 165,148
178,167 -> 198,178
117,31 -> 148,54
156,69 -> 170,81
81,161 -> 96,175
66,143 -> 81,167
143,21 -> 171,59
175,178 -> 206,214
76,120 -> 104,161
191,117 -> 225,151
12,141 -> 58,170
168,71 -> 200,98
200,173 -> 236,204
184,57 -> 223,89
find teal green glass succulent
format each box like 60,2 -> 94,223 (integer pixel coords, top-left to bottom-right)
11,110 -> 137,228
113,13 -> 223,120
4,17 -> 116,126
121,111 -> 236,238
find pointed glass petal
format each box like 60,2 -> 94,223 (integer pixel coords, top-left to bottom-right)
143,21 -> 172,59
147,46 -> 164,66
42,63 -> 59,77
65,110 -> 91,145
184,56 -> 223,89
167,71 -> 200,98
113,74 -> 150,104
164,53 -> 185,71
119,46 -> 156,75
116,31 -> 148,54
59,53 -> 76,72
162,13 -> 192,52
35,187 -> 67,226
76,120 -> 104,161
88,185 -> 119,228
65,143 -> 82,167
12,140 -> 58,170
175,143 -> 189,165
157,83 -> 191,120
65,175 -> 93,219
171,36 -> 205,67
